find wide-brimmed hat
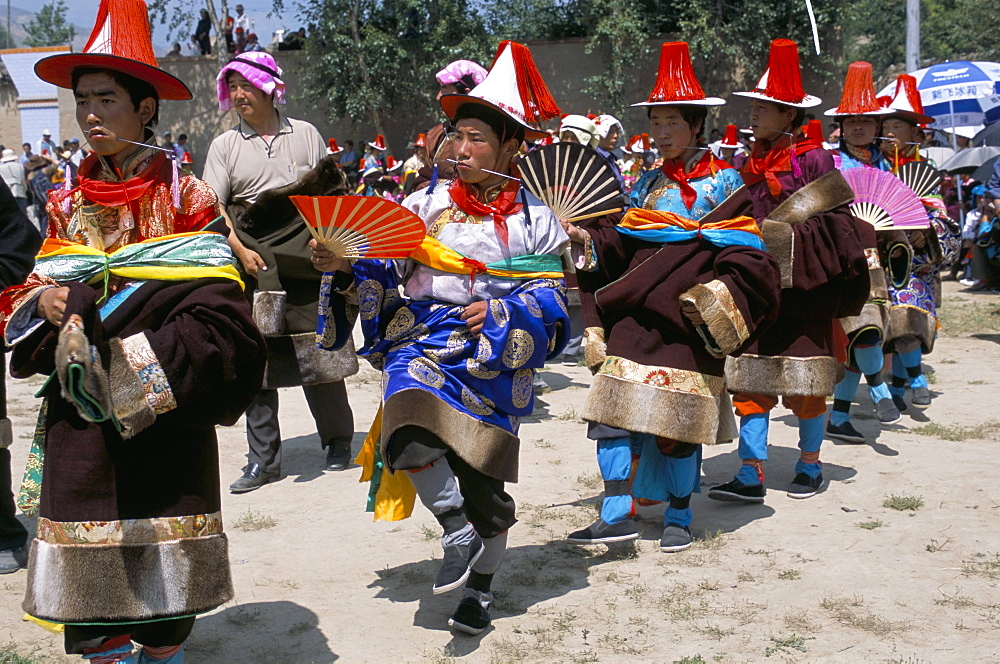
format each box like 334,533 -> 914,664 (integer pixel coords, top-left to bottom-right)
217,52 -> 286,111
368,134 -> 387,151
718,124 -> 741,149
328,138 -> 343,154
35,0 -> 191,101
882,74 -> 934,125
440,41 -> 561,140
559,114 -> 599,148
0,149 -> 16,162
733,39 -> 821,109
825,62 -> 891,118
632,42 -> 724,107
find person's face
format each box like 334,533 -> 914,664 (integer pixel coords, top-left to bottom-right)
236,4 -> 244,14
21,144 -> 29,154
559,130 -> 580,144
842,116 -> 878,148
599,126 -> 620,151
748,100 -> 795,143
882,118 -> 920,153
452,118 -> 515,185
227,72 -> 274,126
436,83 -> 461,102
649,106 -> 699,160
75,72 -> 155,160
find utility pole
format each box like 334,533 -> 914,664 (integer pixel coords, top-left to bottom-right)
905,0 -> 920,73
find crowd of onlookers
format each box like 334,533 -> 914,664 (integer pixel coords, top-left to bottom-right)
169,4 -> 302,58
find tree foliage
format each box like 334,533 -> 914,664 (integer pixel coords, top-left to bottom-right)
23,0 -> 75,48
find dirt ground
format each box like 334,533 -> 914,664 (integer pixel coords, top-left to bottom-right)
0,280 -> 998,663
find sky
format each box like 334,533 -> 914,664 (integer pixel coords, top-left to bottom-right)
60,1 -> 297,52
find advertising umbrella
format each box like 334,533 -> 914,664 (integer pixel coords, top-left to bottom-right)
877,61 -> 1000,131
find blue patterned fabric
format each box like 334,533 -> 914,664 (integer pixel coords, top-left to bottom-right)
836,145 -> 891,172
628,165 -> 743,220
353,258 -> 568,437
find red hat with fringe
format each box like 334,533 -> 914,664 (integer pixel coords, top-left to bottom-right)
35,0 -> 191,100
719,124 -> 741,148
414,133 -> 426,148
440,40 -> 561,140
328,138 -> 343,154
883,74 -> 934,125
368,134 -> 387,151
825,62 -> 889,117
733,39 -> 820,108
804,119 -> 825,141
632,42 -> 724,107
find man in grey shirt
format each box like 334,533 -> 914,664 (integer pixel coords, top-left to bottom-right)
204,51 -> 357,493
0,150 -> 28,217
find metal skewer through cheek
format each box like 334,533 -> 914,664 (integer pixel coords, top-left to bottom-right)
444,158 -> 521,182
85,130 -> 177,156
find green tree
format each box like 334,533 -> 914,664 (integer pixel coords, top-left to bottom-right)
23,0 -> 75,48
299,0 -> 492,143
582,0 -> 652,116
0,21 -> 15,49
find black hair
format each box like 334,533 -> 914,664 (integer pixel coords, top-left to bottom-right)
645,105 -> 708,139
71,66 -> 159,128
453,102 -> 525,146
454,74 -> 478,95
776,103 -> 806,129
178,133 -> 187,141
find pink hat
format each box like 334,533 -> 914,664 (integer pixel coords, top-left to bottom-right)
435,59 -> 488,92
217,52 -> 286,111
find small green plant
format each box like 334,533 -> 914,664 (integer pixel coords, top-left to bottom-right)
419,524 -> 437,541
883,494 -> 924,511
233,510 -> 277,532
576,472 -> 602,490
764,634 -> 810,657
674,656 -> 707,664
910,420 -> 1000,442
858,520 -> 885,530
777,569 -> 801,580
925,537 -> 952,553
961,552 -> 1000,579
0,642 -> 43,664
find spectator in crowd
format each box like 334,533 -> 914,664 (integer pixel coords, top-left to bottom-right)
23,154 -> 57,236
278,27 -> 306,50
194,9 -> 212,55
176,133 -> 191,162
0,149 -> 28,217
243,32 -> 264,52
18,143 -> 31,166
166,42 -> 182,56
36,130 -> 57,158
338,139 -> 360,185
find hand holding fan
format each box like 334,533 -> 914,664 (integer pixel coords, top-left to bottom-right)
896,161 -> 943,199
289,195 -> 426,259
843,168 -> 929,230
519,142 -> 625,223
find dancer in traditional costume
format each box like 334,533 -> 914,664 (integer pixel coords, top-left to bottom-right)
0,1 -> 266,661
824,62 -> 900,443
312,41 -> 568,635
709,39 -> 869,502
564,42 -> 781,552
879,75 -> 961,413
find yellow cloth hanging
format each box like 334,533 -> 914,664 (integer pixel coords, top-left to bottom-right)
356,404 -> 417,521
24,614 -> 64,633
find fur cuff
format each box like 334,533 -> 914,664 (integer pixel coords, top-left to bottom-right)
252,290 -> 287,336
885,305 -> 937,353
23,534 -> 233,624
725,353 -> 838,397
840,301 -> 887,338
767,170 -> 854,225
108,335 -> 163,440
0,419 -> 11,449
55,314 -> 112,423
761,220 -> 795,288
679,280 -> 749,358
583,327 -> 606,374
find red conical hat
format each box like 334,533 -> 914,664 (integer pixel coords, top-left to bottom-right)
733,39 -> 820,108
328,138 -> 343,154
719,124 -> 740,148
825,62 -> 889,117
440,41 -> 561,140
632,42 -> 724,107
181,151 -> 192,164
804,119 -> 825,141
414,133 -> 427,148
884,74 -> 934,125
368,134 -> 387,151
35,0 -> 190,100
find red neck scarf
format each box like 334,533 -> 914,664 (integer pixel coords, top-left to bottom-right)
659,151 -> 731,210
77,150 -> 165,207
740,134 -> 823,197
448,169 -> 522,245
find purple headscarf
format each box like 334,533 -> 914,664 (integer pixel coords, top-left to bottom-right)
217,52 -> 286,111
435,60 -> 487,94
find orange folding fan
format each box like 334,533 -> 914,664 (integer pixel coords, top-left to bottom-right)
289,195 -> 426,259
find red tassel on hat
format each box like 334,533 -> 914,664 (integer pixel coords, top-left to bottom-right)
721,124 -> 739,146
641,133 -> 650,150
836,61 -> 879,114
648,41 -> 707,102
894,75 -> 926,113
804,119 -> 824,141
761,39 -> 807,103
493,40 -> 560,123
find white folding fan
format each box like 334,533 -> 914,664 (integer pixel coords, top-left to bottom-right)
518,142 -> 625,222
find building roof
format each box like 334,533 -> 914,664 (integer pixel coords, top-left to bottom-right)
0,46 -> 70,101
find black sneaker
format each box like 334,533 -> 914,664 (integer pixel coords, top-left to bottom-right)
566,518 -> 639,544
448,589 -> 492,635
0,547 -> 27,574
433,532 -> 484,595
826,420 -> 865,443
659,524 -> 692,553
707,479 -> 766,503
874,398 -> 901,425
911,386 -> 931,409
891,393 -> 908,413
787,472 -> 824,499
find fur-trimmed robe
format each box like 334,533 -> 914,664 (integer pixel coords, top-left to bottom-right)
235,156 -> 359,388
10,278 -> 265,624
577,192 -> 781,445
725,149 -> 870,397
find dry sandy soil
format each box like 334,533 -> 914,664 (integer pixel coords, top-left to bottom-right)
0,280 -> 997,663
